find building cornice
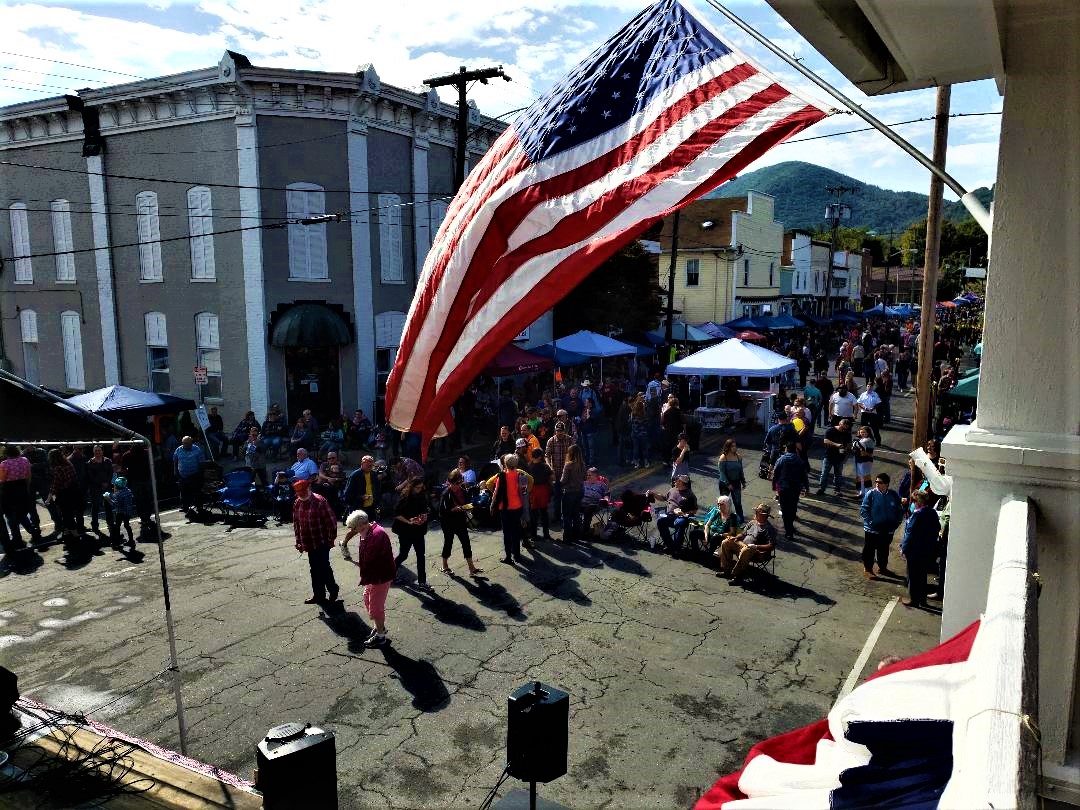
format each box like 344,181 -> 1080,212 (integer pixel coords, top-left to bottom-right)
0,51 -> 507,152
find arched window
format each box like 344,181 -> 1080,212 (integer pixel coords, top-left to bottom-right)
144,311 -> 170,392
195,312 -> 222,399
136,191 -> 162,281
50,199 -> 75,282
286,182 -> 328,280
187,186 -> 216,280
9,202 -> 32,283
377,193 -> 403,283
19,309 -> 39,385
60,310 -> 85,390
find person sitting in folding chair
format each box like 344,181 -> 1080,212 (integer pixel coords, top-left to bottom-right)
610,488 -> 654,542
655,474 -> 698,554
580,467 -> 610,540
716,502 -> 777,585
702,494 -> 742,555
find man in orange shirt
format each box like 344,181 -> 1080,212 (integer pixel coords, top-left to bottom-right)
491,455 -> 532,565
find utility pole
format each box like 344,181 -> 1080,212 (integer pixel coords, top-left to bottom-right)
913,85 -> 952,449
665,209 -> 680,346
824,186 -> 856,315
883,238 -> 892,307
424,65 -> 511,191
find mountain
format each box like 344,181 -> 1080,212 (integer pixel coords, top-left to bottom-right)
707,161 -> 994,234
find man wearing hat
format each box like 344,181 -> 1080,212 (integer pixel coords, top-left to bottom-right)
291,478 -> 340,605
716,503 -> 777,584
579,379 -> 602,414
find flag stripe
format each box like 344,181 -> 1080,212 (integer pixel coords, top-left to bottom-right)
391,57 -> 755,419
411,103 -> 822,439
390,72 -> 785,431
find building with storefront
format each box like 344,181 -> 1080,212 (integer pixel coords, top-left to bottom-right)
783,229 -> 830,315
0,50 -> 549,426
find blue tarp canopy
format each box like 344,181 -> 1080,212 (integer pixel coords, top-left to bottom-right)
66,385 -> 196,417
892,304 -> 918,317
645,321 -> 714,344
755,313 -> 806,330
722,315 -> 764,330
696,322 -> 738,339
628,343 -> 658,357
554,330 -> 637,357
952,296 -> 971,306
532,344 -> 591,366
831,309 -> 864,323
798,312 -> 831,326
864,304 -> 904,317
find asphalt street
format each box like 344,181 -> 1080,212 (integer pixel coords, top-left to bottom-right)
0,393 -> 940,809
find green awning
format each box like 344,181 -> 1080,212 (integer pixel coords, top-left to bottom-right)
943,373 -> 979,402
270,303 -> 352,348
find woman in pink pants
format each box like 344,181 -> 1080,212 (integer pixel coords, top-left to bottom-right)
341,510 -> 396,648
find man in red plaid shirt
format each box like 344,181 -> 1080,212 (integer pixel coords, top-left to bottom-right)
292,479 -> 339,605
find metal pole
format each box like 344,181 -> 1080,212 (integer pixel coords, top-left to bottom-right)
455,68 -> 468,191
701,0 -> 991,235
144,439 -> 190,755
883,248 -> 891,307
913,86 -> 951,450
665,209 -> 680,346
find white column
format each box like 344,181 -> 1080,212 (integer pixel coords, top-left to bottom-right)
412,139 -> 430,279
348,108 -> 377,415
940,0 -> 1080,771
236,114 -> 269,419
86,154 -> 120,386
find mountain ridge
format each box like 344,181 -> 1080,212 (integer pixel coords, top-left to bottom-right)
707,161 -> 994,234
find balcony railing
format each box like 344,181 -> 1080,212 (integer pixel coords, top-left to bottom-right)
941,496 -> 1039,809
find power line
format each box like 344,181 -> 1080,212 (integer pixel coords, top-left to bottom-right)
784,110 -> 1001,144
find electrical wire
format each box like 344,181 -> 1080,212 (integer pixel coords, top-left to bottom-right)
476,762 -> 513,810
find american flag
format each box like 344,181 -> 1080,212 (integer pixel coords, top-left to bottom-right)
386,0 -> 832,450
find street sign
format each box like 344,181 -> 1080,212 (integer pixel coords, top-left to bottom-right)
193,366 -> 208,384
194,405 -> 211,431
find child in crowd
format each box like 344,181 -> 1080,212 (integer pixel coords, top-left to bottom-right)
105,476 -> 135,549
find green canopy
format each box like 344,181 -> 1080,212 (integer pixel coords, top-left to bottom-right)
270,303 -> 352,347
943,372 -> 979,402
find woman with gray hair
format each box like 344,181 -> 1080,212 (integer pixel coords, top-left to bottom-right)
341,510 -> 396,647
703,494 -> 741,555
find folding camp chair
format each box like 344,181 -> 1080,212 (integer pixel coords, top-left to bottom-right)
214,469 -> 258,520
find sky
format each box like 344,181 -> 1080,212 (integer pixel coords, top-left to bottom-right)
0,0 -> 1002,197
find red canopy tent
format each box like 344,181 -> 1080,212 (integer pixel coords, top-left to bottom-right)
483,345 -> 555,376
736,330 -> 767,342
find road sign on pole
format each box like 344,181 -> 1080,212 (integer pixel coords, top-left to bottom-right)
193,366 -> 208,385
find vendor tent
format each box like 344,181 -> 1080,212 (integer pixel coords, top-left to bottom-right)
864,304 -> 904,317
696,322 -> 738,339
555,330 -> 637,357
755,313 -> 805,330
532,343 -> 591,366
646,321 -> 714,344
665,339 -> 798,377
832,308 -> 864,322
628,343 -> 657,357
798,312 -> 831,327
0,369 -> 188,753
67,385 -> 196,417
943,372 -> 979,402
483,345 -> 554,376
938,300 -> 957,308
722,315 -> 764,330
736,330 -> 766,342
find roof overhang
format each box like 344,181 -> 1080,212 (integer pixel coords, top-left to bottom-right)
766,0 -> 1007,94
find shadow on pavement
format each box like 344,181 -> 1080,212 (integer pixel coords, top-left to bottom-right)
319,607 -> 373,654
0,549 -> 43,577
398,579 -> 487,632
379,645 -> 451,712
520,548 -> 591,605
741,572 -> 837,605
452,574 -> 527,621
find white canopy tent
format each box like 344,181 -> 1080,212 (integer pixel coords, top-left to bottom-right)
664,338 -> 797,377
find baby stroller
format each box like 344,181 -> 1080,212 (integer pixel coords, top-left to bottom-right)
609,488 -> 655,544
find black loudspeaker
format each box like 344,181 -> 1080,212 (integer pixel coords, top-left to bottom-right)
256,722 -> 337,809
0,666 -> 19,740
507,681 -> 569,784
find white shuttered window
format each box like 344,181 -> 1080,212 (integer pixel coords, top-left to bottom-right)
9,202 -> 32,283
144,311 -> 170,393
61,311 -> 85,390
187,186 -> 216,280
20,309 -> 39,385
374,311 -> 406,397
286,183 -> 328,280
195,312 -> 222,399
136,191 -> 163,281
378,193 -> 403,283
50,200 -> 75,282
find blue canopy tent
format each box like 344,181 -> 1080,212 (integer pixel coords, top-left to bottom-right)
952,296 -> 971,306
532,343 -> 591,367
554,330 -> 637,381
696,322 -> 738,339
628,343 -> 658,357
67,385 -> 197,417
864,304 -> 904,317
645,320 -> 714,344
892,304 -> 918,317
798,312 -> 832,327
722,315 -> 765,330
755,313 -> 806,330
831,309 -> 863,323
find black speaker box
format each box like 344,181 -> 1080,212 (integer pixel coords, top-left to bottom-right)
256,721 -> 337,810
506,681 -> 569,784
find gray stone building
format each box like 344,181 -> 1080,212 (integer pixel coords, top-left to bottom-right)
0,50 -> 551,426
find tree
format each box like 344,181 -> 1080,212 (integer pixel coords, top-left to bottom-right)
553,242 -> 663,338
897,216 -> 988,300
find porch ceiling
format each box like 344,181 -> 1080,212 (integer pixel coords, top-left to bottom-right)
765,0 -> 1006,94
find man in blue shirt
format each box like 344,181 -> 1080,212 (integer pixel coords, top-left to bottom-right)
172,436 -> 206,514
771,442 -> 808,539
289,448 -> 319,482
859,472 -> 905,579
764,414 -> 797,465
